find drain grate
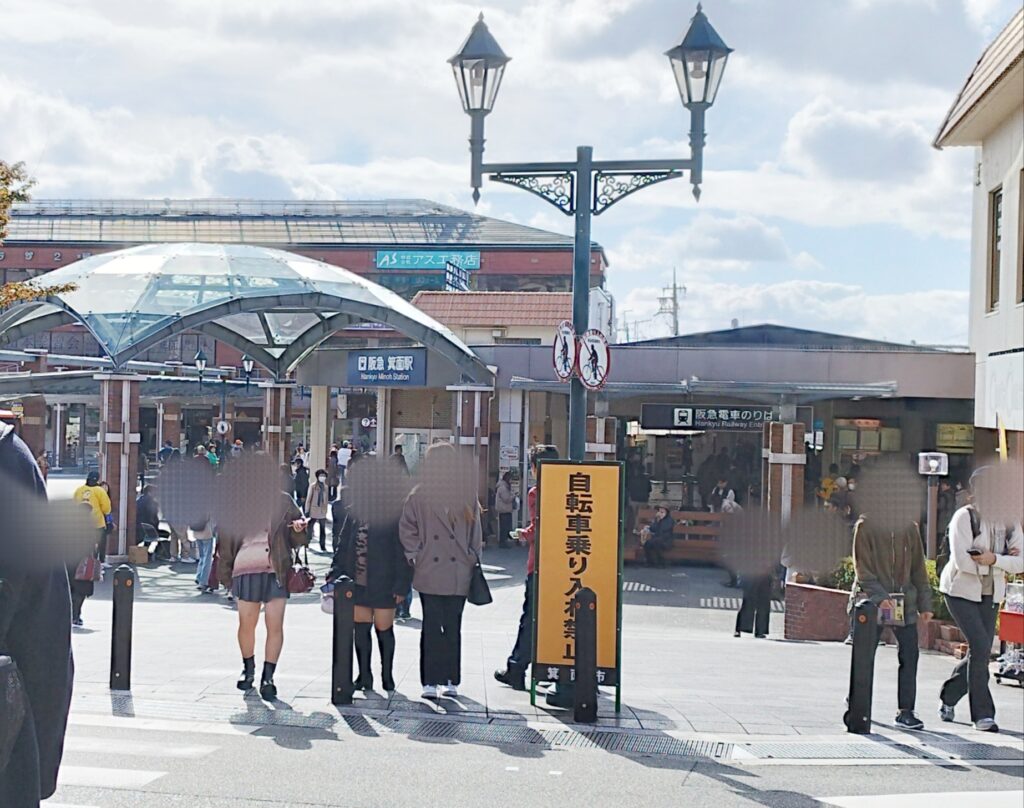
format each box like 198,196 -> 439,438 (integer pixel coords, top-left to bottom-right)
742,741 -> 919,760
922,743 -> 1024,761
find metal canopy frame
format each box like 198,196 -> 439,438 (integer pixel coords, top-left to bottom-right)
1,291 -> 491,383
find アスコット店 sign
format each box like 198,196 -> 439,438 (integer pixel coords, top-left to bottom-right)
534,460 -> 622,687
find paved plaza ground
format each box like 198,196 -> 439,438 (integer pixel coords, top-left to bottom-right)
42,475 -> 1024,807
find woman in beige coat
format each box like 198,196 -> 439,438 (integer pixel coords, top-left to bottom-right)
399,442 -> 483,699
304,469 -> 331,551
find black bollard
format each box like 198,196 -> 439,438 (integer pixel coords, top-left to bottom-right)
845,599 -> 878,734
331,577 -> 355,706
110,564 -> 135,691
573,587 -> 598,724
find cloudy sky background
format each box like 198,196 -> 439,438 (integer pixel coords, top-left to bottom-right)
1,0 -> 1019,344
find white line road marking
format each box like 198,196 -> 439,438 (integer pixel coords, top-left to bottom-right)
822,792 -> 1024,808
69,713 -> 256,736
549,771 -> 562,776
64,735 -> 219,757
42,803 -> 101,808
505,766 -> 519,771
57,765 -> 166,789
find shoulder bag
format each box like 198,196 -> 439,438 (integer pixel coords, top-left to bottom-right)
467,550 -> 492,606
287,545 -> 316,594
75,555 -> 101,582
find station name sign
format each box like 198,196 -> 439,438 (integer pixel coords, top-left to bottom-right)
347,348 -> 427,387
375,250 -> 481,270
640,403 -> 776,432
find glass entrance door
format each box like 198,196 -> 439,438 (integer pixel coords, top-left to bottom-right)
391,429 -> 453,473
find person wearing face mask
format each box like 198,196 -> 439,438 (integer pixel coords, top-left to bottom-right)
305,469 -> 331,552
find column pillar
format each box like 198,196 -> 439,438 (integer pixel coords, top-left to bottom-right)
585,415 -> 616,461
53,401 -> 64,468
455,388 -> 492,505
19,395 -> 47,459
375,388 -> 389,457
261,382 -> 295,465
94,374 -> 142,559
309,385 -> 331,472
161,402 -> 183,451
762,420 -> 806,524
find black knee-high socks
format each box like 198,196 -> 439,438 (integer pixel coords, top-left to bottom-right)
376,626 -> 396,691
354,622 -> 373,689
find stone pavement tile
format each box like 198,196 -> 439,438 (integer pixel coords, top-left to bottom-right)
738,723 -> 799,735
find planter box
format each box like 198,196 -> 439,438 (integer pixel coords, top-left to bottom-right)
940,624 -> 963,644
917,619 -> 943,651
785,582 -> 850,641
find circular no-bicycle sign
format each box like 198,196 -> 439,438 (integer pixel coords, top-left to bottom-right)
578,329 -> 611,390
552,320 -> 577,382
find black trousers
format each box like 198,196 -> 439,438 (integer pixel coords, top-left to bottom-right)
71,592 -> 86,621
96,528 -> 108,563
420,594 -> 466,686
941,594 -> 998,721
307,518 -> 327,549
507,576 -> 535,674
735,575 -> 771,635
875,622 -> 919,712
498,512 -> 513,545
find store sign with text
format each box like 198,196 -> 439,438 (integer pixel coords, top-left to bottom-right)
641,403 -> 777,432
346,348 -> 427,387
374,250 -> 481,270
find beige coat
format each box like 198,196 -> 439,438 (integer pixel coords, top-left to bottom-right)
399,487 -> 483,597
305,481 -> 330,519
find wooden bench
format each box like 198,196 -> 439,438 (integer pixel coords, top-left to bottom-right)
625,508 -> 723,565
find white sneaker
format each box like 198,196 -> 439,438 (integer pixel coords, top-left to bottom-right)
939,703 -> 955,722
974,717 -> 999,732
442,682 -> 458,697
421,685 -> 439,699
181,557 -> 197,564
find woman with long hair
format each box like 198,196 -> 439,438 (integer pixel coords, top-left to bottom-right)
328,458 -> 412,692
399,443 -> 483,699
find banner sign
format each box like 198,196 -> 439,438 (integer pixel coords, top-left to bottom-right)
641,403 -> 776,432
444,261 -> 470,292
346,348 -> 427,387
534,460 -> 622,685
375,250 -> 481,270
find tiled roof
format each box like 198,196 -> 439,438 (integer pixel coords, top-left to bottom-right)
6,198 -> 588,249
934,8 -> 1023,146
411,291 -> 572,327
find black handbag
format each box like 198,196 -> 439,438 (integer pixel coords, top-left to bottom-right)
467,554 -> 492,606
0,581 -> 27,772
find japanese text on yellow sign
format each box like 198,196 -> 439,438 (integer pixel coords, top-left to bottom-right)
535,461 -> 622,684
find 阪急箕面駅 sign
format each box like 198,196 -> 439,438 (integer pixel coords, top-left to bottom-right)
534,460 -> 622,688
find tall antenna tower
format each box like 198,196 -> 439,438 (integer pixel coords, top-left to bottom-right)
657,267 -> 686,336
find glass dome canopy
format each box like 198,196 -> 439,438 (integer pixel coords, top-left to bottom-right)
0,242 -> 489,381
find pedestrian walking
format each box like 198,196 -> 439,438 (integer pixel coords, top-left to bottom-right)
158,439 -> 175,464
73,471 -> 111,566
938,469 -> 1023,732
305,469 -> 330,551
218,490 -> 308,701
292,458 -> 309,508
400,442 -> 483,699
494,470 -> 516,548
707,475 -> 735,512
191,515 -> 216,593
390,444 -> 410,475
851,513 -> 933,730
35,451 -> 48,481
327,448 -> 341,500
328,459 -> 412,693
494,445 -> 558,692
338,440 -> 352,485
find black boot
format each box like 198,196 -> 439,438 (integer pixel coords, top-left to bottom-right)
354,622 -> 373,690
237,656 -> 255,691
259,661 -> 277,701
376,626 -> 396,692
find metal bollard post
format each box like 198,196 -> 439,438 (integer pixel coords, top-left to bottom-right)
573,587 -> 598,724
331,577 -> 355,706
110,564 -> 135,691
845,599 -> 878,734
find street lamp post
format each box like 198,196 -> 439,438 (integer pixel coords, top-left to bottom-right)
450,5 -> 731,460
193,349 -> 208,390
241,354 -> 255,393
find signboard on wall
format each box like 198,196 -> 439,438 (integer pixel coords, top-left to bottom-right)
346,348 -> 427,387
534,460 -> 622,686
375,250 -> 481,270
936,422 -> 974,454
640,403 -> 776,432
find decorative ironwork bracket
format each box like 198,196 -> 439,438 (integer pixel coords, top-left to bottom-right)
489,171 -> 575,215
592,170 -> 682,215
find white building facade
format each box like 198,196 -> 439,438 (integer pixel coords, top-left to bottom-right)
936,9 -> 1024,460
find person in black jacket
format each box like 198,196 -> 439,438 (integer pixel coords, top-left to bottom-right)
327,458 -> 412,693
642,505 -> 675,567
0,422 -> 73,807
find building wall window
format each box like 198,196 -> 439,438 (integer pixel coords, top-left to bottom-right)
988,186 -> 1002,311
1018,170 -> 1023,305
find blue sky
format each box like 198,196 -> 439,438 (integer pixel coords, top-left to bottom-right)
1,0 -> 1020,344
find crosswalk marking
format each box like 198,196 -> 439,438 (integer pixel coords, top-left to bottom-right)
64,735 -> 219,758
823,792 -> 1024,807
57,765 -> 166,789
69,712 -> 256,736
42,803 -> 100,808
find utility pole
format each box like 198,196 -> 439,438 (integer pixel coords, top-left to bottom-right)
658,267 -> 685,337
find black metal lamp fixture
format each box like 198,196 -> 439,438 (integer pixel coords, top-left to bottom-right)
241,353 -> 255,392
194,349 -> 208,389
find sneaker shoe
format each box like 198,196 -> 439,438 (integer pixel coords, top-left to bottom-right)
442,682 -> 458,697
939,704 -> 955,722
421,685 -> 439,700
843,635 -> 854,646
181,557 -> 197,564
72,617 -> 83,627
895,710 -> 924,731
974,718 -> 999,733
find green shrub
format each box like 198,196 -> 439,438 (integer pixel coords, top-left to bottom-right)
925,559 -> 951,622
